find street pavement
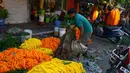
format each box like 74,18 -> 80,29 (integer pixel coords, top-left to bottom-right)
88,35 -> 116,73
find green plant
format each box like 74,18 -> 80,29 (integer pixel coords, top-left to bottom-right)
60,22 -> 69,28
102,0 -> 130,6
0,34 -> 19,51
0,8 -> 9,18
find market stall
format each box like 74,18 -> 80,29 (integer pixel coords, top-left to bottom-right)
0,0 -> 118,73
0,32 -> 88,73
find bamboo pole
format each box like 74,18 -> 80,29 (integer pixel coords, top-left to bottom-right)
61,0 -> 64,9
40,0 -> 44,9
76,3 -> 79,12
0,0 -> 2,3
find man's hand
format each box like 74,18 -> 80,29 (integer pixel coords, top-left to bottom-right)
70,25 -> 75,29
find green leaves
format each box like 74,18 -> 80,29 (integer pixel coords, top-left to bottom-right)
0,34 -> 19,51
60,21 -> 69,28
0,9 -> 9,18
102,0 -> 130,5
6,69 -> 28,73
116,0 -> 130,5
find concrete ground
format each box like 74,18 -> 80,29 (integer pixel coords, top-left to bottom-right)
88,35 -> 116,73
0,22 -> 117,73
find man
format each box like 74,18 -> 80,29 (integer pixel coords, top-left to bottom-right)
67,8 -> 93,46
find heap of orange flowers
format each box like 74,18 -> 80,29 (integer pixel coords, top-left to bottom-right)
41,37 -> 61,52
0,48 -> 52,73
75,27 -> 81,40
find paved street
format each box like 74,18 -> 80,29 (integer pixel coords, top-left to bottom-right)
88,35 -> 116,73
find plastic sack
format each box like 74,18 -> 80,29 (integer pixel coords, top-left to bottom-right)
71,40 -> 88,56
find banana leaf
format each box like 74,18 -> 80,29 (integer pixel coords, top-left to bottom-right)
6,69 -> 28,73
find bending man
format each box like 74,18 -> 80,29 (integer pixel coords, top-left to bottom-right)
67,8 -> 93,46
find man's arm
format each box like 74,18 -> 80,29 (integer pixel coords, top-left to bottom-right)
76,19 -> 84,38
79,25 -> 84,38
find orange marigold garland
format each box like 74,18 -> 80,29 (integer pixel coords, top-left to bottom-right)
41,37 -> 60,52
75,27 -> 81,40
0,48 -> 52,73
